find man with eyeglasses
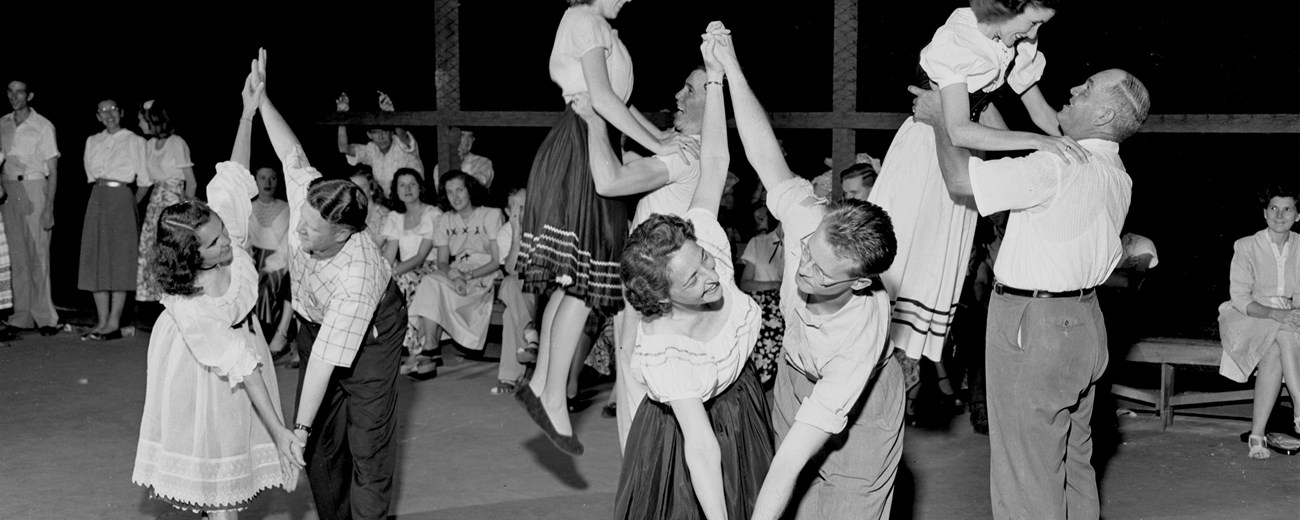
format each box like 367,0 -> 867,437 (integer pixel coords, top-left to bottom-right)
0,79 -> 61,338
708,25 -> 905,520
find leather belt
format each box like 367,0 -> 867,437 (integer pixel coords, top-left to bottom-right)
96,179 -> 125,187
994,282 -> 1095,299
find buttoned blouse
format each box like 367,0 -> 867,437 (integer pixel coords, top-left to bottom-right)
84,129 -> 147,184
920,8 -> 1046,95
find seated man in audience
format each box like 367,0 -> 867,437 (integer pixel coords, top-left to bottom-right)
336,91 -> 424,197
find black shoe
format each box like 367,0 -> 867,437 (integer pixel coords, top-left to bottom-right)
82,329 -> 123,342
600,402 -> 617,419
38,326 -> 61,337
514,385 -> 584,456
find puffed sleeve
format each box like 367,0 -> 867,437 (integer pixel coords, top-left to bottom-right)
209,161 -> 258,251
432,210 -> 451,248
565,9 -> 614,59
170,136 -> 195,169
1228,238 -> 1257,315
381,211 -> 402,240
420,207 -> 441,239
739,237 -> 761,267
131,135 -> 150,187
635,337 -> 718,403
919,27 -> 995,90
164,302 -> 261,388
1007,41 -> 1046,94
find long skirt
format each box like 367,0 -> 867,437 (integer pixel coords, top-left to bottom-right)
137,179 -> 186,301
395,261 -> 437,351
409,271 -> 496,351
251,246 -> 290,343
869,117 -> 977,362
78,182 -> 138,291
0,213 -> 13,311
613,364 -> 774,520
518,107 -> 629,317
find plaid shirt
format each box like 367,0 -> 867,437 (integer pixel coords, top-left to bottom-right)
284,146 -> 392,368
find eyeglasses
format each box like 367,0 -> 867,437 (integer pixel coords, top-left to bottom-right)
97,106 -> 119,114
799,232 -> 856,288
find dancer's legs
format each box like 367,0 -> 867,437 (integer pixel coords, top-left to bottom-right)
528,289 -> 590,436
528,289 -> 566,392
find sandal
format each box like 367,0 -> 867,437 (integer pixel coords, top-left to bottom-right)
517,328 -> 540,364
1248,434 -> 1270,459
490,380 -> 518,396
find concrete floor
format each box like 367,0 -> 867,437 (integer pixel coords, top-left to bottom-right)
1,332 -> 1297,520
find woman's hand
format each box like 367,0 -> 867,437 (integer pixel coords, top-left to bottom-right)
241,57 -> 266,118
268,333 -> 289,356
1033,135 -> 1091,164
700,36 -> 724,77
454,277 -> 469,296
705,24 -> 739,74
571,92 -> 598,121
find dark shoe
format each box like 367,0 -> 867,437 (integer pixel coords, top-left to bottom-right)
970,402 -> 988,435
514,385 -> 584,456
601,402 -> 617,419
0,325 -> 21,341
82,329 -> 123,342
406,359 -> 439,381
38,326 -> 61,337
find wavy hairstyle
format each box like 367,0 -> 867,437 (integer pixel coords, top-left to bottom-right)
971,0 -> 1063,24
308,177 -> 369,233
388,168 -> 428,213
152,200 -> 216,296
438,169 -> 487,211
140,99 -> 175,138
621,214 -> 697,321
1260,184 -> 1300,209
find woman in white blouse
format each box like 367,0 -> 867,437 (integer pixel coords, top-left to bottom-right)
609,36 -> 772,520
250,166 -> 295,366
381,168 -> 442,375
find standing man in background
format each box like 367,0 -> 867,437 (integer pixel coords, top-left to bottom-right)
1,79 -> 61,337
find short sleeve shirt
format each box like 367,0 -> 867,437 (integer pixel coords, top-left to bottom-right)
145,135 -> 194,184
0,109 -> 59,179
549,7 -> 634,103
632,136 -> 702,226
920,8 -> 1046,94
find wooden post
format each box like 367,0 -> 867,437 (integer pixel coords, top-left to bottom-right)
830,0 -> 858,200
434,0 -> 462,178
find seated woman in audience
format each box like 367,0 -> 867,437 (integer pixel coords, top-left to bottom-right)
383,167 -> 443,375
738,206 -> 784,387
135,99 -> 197,303
349,168 -> 391,248
1219,185 -> 1300,459
132,63 -> 301,520
611,36 -> 772,520
408,171 -> 503,377
249,166 -> 296,367
491,187 -> 539,395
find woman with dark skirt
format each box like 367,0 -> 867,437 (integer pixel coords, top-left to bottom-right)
80,99 -> 148,341
611,35 -> 772,520
514,0 -> 697,455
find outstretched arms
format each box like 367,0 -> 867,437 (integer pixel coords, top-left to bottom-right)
708,24 -> 797,192
689,35 -> 729,215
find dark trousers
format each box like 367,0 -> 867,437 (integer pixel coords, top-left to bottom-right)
986,291 -> 1108,520
295,281 -> 406,520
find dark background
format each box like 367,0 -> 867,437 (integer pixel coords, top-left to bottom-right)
4,1 -> 1298,338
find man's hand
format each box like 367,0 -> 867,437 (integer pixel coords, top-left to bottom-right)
41,207 -> 54,230
378,91 -> 394,112
700,33 -> 724,76
908,85 -> 943,126
336,92 -> 350,112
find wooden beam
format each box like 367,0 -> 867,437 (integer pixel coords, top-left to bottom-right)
830,0 -> 858,198
321,111 -> 1300,134
434,0 -> 462,176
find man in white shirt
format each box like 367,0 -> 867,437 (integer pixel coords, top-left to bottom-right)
918,68 -> 1151,520
571,66 -> 707,449
336,92 -> 424,197
711,27 -> 904,520
0,79 -> 60,336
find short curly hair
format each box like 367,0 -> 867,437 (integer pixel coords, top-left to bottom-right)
1260,184 -> 1300,210
621,214 -> 697,321
151,200 -> 217,297
309,177 -> 369,233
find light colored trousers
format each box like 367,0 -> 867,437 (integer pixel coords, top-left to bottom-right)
496,275 -> 536,383
2,179 -> 57,328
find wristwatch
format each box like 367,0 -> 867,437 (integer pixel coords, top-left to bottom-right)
294,423 -> 312,436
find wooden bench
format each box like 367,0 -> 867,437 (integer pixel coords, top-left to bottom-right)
1110,337 -> 1273,431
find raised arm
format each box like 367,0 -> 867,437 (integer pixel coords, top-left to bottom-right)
689,36 -> 729,214
709,26 -> 796,191
1019,85 -> 1062,137
336,92 -> 355,156
580,49 -> 697,163
232,62 -> 263,169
